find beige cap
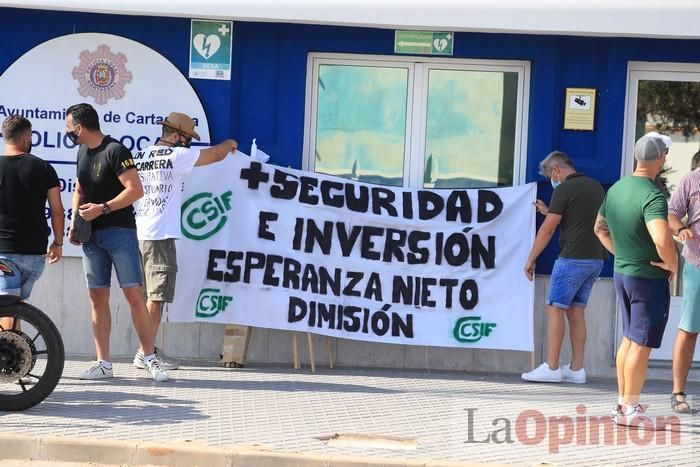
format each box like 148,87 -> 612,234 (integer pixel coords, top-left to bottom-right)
158,112 -> 201,141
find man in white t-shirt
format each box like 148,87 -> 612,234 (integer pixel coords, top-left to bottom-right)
133,112 -> 237,369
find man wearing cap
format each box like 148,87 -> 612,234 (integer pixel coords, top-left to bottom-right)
132,112 -> 237,370
594,133 -> 678,426
65,103 -> 168,383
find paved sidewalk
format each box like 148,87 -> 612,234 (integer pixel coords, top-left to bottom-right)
1,358 -> 698,466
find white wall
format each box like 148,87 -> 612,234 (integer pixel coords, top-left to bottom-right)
3,1 -> 700,39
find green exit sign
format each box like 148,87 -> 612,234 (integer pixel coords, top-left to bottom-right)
394,30 -> 454,55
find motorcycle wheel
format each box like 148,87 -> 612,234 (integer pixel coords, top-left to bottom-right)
0,302 -> 64,411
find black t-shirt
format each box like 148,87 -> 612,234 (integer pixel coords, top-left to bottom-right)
548,173 -> 608,260
0,153 -> 60,254
76,136 -> 137,230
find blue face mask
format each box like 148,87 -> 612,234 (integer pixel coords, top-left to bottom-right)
551,179 -> 561,189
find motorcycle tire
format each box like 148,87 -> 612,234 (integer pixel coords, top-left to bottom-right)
0,302 -> 64,411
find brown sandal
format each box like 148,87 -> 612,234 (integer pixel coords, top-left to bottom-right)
671,392 -> 692,414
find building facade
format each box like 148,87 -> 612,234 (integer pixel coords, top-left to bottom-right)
1,3 -> 699,375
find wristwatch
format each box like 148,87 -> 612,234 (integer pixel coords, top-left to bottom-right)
102,202 -> 112,215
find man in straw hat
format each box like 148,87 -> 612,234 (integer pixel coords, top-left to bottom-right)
132,112 -> 237,371
595,133 -> 677,426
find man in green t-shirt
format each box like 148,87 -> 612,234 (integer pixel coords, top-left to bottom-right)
595,133 -> 677,427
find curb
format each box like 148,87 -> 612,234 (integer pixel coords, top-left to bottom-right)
0,433 -> 519,467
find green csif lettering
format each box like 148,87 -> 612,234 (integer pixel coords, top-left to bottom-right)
181,191 -> 233,240
196,288 -> 234,318
453,316 -> 496,343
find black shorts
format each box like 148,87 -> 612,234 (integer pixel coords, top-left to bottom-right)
614,272 -> 670,349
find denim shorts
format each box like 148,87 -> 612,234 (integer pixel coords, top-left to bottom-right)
82,227 -> 143,289
0,253 -> 46,299
547,257 -> 605,309
614,272 -> 670,348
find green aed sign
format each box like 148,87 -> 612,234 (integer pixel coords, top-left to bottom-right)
394,30 -> 454,56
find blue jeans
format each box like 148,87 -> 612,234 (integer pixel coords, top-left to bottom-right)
547,257 -> 604,309
82,228 -> 143,289
0,253 -> 46,299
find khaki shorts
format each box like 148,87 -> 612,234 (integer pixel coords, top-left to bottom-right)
139,239 -> 178,303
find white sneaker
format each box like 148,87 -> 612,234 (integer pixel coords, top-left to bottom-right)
521,363 -> 562,383
561,364 -> 587,384
134,347 -> 179,370
145,357 -> 169,382
611,403 -> 624,418
133,351 -> 144,369
613,402 -> 649,418
79,361 -> 113,380
615,404 -> 662,430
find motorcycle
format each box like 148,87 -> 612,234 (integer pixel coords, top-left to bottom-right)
0,265 -> 64,411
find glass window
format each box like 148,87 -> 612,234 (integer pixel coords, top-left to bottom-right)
424,69 -> 518,188
636,79 -> 700,197
314,65 -> 408,186
624,62 -> 700,364
305,55 -> 529,189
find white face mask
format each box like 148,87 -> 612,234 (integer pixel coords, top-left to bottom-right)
550,169 -> 561,189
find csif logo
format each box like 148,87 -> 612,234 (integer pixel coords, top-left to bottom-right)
453,316 -> 496,343
196,288 -> 233,318
181,190 -> 233,240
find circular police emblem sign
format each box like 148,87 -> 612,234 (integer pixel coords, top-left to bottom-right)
0,32 -> 211,257
72,44 -> 132,105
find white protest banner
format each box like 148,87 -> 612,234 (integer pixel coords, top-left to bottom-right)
0,33 -> 210,256
170,154 -> 536,351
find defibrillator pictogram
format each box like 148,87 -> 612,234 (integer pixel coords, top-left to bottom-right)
72,44 -> 132,105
